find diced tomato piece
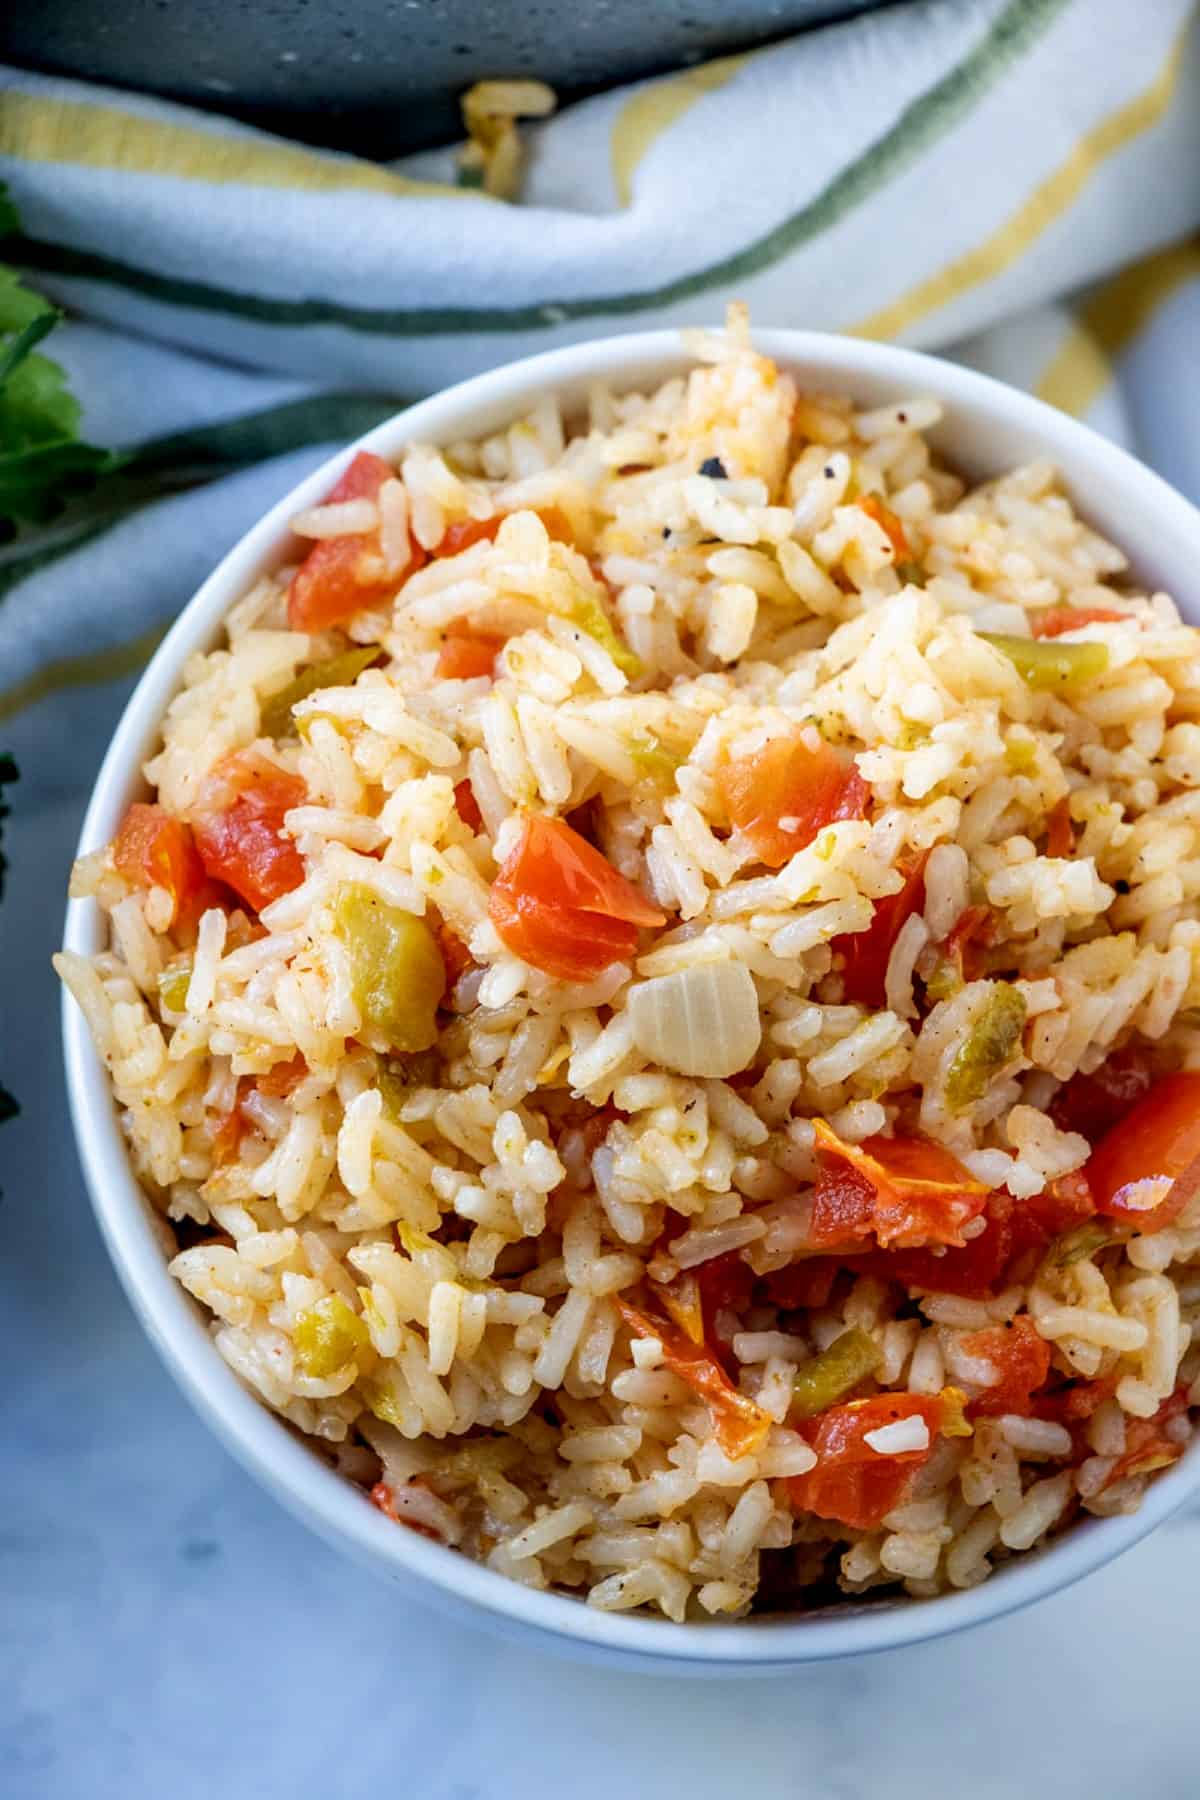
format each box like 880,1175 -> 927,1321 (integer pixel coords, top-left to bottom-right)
368,1480 -> 437,1538
1031,606 -> 1126,639
324,450 -> 394,505
940,904 -> 995,983
694,1249 -> 756,1321
488,814 -> 665,983
778,1176 -> 1086,1306
368,1479 -> 443,1539
946,905 -> 994,975
787,1393 -> 947,1529
192,750 -> 307,913
961,1316 -> 1051,1419
765,1256 -> 844,1311
860,1195 -> 1016,1298
256,1054 -> 308,1098
532,505 -> 573,543
453,779 -> 484,833
1036,1373 -> 1117,1428
1011,1170 -> 1097,1257
1103,1390 -> 1188,1488
495,896 -> 647,984
616,1298 -> 772,1459
857,493 -> 911,560
1049,1046 -> 1158,1145
436,625 -> 506,681
113,801 -> 208,929
651,1235 -> 756,1360
436,516 -> 503,557
1085,1072 -> 1200,1233
863,1184 -> 1090,1298
652,1271 -> 706,1346
288,451 -> 424,631
810,1122 -> 988,1251
434,505 -> 573,559
1045,796 -> 1074,858
370,1479 -> 398,1519
719,731 -> 869,869
834,854 -> 928,1009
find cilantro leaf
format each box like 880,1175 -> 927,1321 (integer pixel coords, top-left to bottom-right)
0,193 -> 117,534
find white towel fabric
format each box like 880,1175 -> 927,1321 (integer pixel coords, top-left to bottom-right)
0,0 -> 1199,1113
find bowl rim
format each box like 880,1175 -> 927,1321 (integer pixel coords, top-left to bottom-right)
61,324 -> 1200,1668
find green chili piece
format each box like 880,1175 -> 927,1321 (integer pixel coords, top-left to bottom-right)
261,644 -> 383,739
944,984 -> 1027,1112
157,960 -> 193,1013
979,633 -> 1108,691
565,593 -> 642,678
923,959 -> 963,1004
293,1293 -> 368,1378
790,1326 -> 882,1419
1044,1219 -> 1119,1270
629,731 -> 685,791
332,883 -> 445,1053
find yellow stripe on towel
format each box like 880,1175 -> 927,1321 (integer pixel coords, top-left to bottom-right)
1035,321 -> 1115,417
610,53 -> 751,208
0,92 -> 466,200
1037,235 -> 1200,415
850,25 -> 1189,343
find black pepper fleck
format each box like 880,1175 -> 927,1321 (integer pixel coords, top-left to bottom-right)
699,456 -> 727,480
823,464 -> 836,478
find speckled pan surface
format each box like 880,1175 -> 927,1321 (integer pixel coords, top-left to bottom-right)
4,0 -> 898,154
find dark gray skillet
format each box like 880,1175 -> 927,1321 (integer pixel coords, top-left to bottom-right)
2,0 -> 901,157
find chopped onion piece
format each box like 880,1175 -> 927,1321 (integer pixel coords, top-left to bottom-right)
628,959 -> 761,1078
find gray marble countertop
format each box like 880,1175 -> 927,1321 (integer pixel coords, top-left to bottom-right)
4,795 -> 1199,1799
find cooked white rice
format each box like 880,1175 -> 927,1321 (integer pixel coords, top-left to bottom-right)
57,306 -> 1200,1622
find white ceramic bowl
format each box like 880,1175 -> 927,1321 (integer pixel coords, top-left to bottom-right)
62,328 -> 1200,1673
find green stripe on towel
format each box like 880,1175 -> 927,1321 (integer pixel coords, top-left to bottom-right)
10,0 -> 1071,339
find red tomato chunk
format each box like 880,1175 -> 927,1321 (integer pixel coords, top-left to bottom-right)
1103,1391 -> 1188,1488
1050,1046 -> 1158,1145
787,1393 -> 950,1529
810,1121 -> 988,1251
616,1298 -> 771,1460
834,854 -> 927,1009
113,801 -> 208,928
453,779 -> 484,832
1031,606 -> 1125,639
288,451 -> 424,632
436,625 -> 506,681
718,731 -> 868,869
1084,1072 -> 1200,1233
960,1316 -> 1051,1419
192,750 -> 307,913
488,814 -> 665,983
433,505 -> 573,559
